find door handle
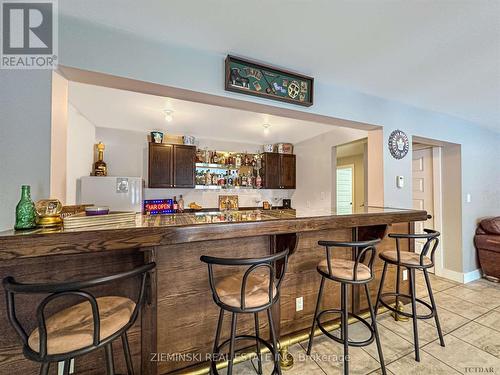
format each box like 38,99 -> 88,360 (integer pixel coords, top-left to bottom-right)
427,214 -> 432,219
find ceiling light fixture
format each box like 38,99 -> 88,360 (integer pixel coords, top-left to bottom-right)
263,123 -> 271,135
164,109 -> 174,122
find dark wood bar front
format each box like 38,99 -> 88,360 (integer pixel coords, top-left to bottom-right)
0,207 -> 426,375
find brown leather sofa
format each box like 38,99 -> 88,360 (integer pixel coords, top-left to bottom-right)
474,217 -> 500,282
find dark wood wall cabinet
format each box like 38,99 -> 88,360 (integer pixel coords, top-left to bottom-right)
148,143 -> 195,188
260,152 -> 296,189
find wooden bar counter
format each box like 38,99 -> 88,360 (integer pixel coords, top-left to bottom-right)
0,207 -> 426,375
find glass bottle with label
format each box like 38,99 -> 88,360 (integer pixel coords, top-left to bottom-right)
212,151 -> 218,164
173,196 -> 178,212
178,195 -> 184,212
93,142 -> 107,176
14,185 -> 37,230
235,154 -> 241,168
256,172 -> 262,189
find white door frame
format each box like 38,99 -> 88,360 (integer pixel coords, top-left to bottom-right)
431,146 -> 444,277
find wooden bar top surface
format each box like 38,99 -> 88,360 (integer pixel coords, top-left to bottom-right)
0,207 -> 426,261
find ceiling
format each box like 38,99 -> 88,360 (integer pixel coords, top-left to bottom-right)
60,1 -> 500,131
68,82 -> 340,144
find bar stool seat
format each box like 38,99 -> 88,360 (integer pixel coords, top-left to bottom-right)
379,251 -> 432,267
215,272 -> 277,309
3,262 -> 155,375
28,296 -> 136,355
318,258 -> 371,280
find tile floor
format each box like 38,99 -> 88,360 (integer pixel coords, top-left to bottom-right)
224,274 -> 500,374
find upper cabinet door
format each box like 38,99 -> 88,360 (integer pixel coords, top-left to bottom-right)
280,154 -> 296,189
149,143 -> 173,188
261,152 -> 280,189
173,145 -> 196,188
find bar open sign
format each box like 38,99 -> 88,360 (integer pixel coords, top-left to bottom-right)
144,199 -> 173,215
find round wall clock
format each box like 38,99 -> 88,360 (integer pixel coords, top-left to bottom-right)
388,130 -> 409,159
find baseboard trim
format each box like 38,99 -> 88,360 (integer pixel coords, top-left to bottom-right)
463,269 -> 482,283
438,268 -> 482,284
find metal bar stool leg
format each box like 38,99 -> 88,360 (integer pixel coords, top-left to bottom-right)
307,276 -> 325,355
105,342 -> 116,375
267,308 -> 282,375
39,362 -> 50,375
365,284 -> 386,375
254,312 -> 263,374
423,269 -> 445,347
341,283 -> 349,375
122,332 -> 135,375
409,268 -> 420,361
374,262 -> 388,317
227,312 -> 238,375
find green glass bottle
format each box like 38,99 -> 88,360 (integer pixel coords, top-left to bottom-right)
14,185 -> 37,230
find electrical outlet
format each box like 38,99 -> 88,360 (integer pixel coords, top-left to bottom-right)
402,270 -> 408,281
58,359 -> 74,375
296,296 -> 303,312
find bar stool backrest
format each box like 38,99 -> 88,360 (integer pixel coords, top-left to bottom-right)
200,250 -> 289,312
2,262 -> 156,361
388,229 -> 440,266
317,239 -> 381,282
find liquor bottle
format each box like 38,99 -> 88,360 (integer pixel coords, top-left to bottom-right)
204,148 -> 210,163
93,142 -> 107,176
211,173 -> 217,185
228,172 -> 233,186
212,151 -> 218,164
178,195 -> 184,212
248,173 -> 254,188
251,156 -> 256,168
14,185 -> 37,230
173,196 -> 178,212
235,154 -> 241,168
205,170 -> 211,185
241,173 -> 247,187
256,172 -> 262,189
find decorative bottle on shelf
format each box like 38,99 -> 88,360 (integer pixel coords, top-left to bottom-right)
256,172 -> 262,189
212,151 -> 218,164
93,142 -> 107,176
14,185 -> 37,230
178,195 -> 184,212
173,196 -> 178,212
235,154 -> 241,168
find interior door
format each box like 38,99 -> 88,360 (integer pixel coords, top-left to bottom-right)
336,166 -> 353,214
412,147 -> 435,255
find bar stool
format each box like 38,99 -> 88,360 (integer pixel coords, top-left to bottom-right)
307,239 -> 386,375
374,229 -> 445,361
200,250 -> 289,375
2,262 -> 155,375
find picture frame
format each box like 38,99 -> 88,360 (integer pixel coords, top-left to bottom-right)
225,55 -> 314,107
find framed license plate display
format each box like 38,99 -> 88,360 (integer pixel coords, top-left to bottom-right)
225,55 -> 314,107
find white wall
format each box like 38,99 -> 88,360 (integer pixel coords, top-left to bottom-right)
66,104 -> 96,204
292,127 -> 367,210
0,70 -> 52,230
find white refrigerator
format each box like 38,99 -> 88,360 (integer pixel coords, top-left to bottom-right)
79,176 -> 143,213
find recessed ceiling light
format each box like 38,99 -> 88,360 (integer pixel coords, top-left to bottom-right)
164,109 -> 174,122
263,123 -> 271,135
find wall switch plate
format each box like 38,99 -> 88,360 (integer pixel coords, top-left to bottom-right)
296,297 -> 303,312
396,175 -> 405,189
402,270 -> 408,281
